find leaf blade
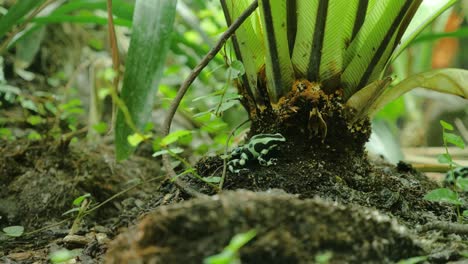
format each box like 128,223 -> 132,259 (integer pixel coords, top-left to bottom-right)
115,0 -> 177,160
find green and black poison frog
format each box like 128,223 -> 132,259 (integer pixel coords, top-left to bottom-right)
444,166 -> 468,187
228,133 -> 286,173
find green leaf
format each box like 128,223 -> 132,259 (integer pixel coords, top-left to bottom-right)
342,0 -> 422,98
127,133 -> 151,147
115,0 -> 177,160
203,176 -> 222,183
456,178 -> 468,192
437,153 -> 452,164
26,115 -> 44,126
221,0 -> 265,105
152,147 -> 184,157
258,0 -> 294,102
443,132 -> 465,149
3,226 -> 24,237
62,207 -> 81,216
463,211 -> 468,218
424,188 -> 462,205
391,0 -> 457,62
92,122 -> 108,134
366,69 -> 468,118
0,0 -> 45,39
439,120 -> 454,131
160,130 -> 192,147
397,256 -> 428,264
49,249 -> 81,264
292,0 -> 355,88
204,229 -> 256,264
73,193 -> 91,206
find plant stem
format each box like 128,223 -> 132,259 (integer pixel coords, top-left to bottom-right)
161,0 -> 259,198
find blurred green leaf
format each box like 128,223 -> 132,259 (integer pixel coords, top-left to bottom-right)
443,132 -> 465,149
0,0 -> 45,39
3,225 -> 24,237
161,130 -> 192,147
73,193 -> 91,206
424,188 -> 462,205
152,147 -> 184,157
440,120 -> 454,131
115,0 -> 177,160
49,249 -> 81,263
437,153 -> 452,164
369,69 -> 468,117
397,256 -> 428,264
456,178 -> 468,192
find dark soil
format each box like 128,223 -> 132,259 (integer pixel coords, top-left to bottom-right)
1,131 -> 467,263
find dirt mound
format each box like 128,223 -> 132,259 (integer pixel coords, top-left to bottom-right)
106,190 -> 422,263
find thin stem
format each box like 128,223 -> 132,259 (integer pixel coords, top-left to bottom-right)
161,0 -> 259,198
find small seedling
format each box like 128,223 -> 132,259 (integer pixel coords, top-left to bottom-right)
203,229 -> 257,264
424,120 -> 466,222
63,193 -> 92,235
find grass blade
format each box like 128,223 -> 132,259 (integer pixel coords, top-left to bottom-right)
0,0 -> 46,38
115,0 -> 177,160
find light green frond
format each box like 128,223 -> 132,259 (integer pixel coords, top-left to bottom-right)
342,0 -> 422,99
291,0 -> 320,79
221,0 -> 266,105
390,0 -> 457,63
368,69 -> 468,117
258,0 -> 294,103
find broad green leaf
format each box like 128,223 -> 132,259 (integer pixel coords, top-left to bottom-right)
437,153 -> 452,164
367,69 -> 468,118
440,120 -> 454,131
258,0 -> 294,102
293,0 -> 356,88
443,133 -> 465,149
160,130 -> 192,147
115,0 -> 177,160
391,0 -> 457,62
3,226 -> 24,237
342,0 -> 422,98
424,188 -> 462,205
0,0 -> 45,39
463,211 -> 468,218
221,0 -> 266,106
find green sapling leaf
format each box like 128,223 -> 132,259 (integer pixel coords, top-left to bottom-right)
437,153 -> 452,164
3,225 -> 24,237
440,120 -> 454,130
73,193 -> 91,206
424,188 -> 462,205
160,130 -> 192,146
443,132 -> 465,149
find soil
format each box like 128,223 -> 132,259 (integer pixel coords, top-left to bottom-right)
1,131 -> 467,263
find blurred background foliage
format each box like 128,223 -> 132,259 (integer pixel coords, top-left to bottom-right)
0,0 -> 467,167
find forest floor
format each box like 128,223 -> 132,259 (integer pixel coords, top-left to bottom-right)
1,138 -> 467,264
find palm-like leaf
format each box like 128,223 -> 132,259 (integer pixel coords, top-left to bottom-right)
222,0 -> 463,119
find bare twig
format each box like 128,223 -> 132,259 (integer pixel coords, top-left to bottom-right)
161,0 -> 259,198
106,0 -> 122,133
418,221 -> 468,235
